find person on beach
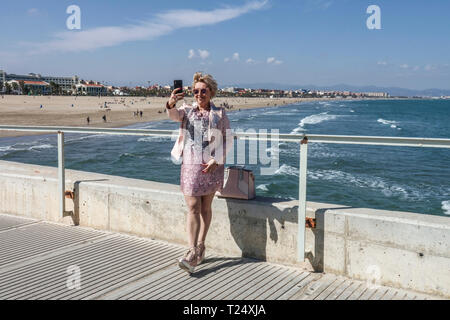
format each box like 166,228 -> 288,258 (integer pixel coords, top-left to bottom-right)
166,72 -> 232,274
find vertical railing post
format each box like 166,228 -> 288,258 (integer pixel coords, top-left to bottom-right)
58,131 -> 65,218
298,136 -> 308,261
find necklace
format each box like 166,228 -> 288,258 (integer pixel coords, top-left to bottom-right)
197,106 -> 210,115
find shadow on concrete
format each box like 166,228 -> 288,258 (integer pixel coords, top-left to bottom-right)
223,195 -> 298,263
222,194 -> 355,272
71,179 -> 110,226
191,257 -> 258,278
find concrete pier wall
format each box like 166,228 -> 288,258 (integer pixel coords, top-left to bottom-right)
0,160 -> 448,298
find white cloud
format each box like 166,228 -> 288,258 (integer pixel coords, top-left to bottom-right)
189,49 -> 210,60
224,52 -> 241,62
198,49 -> 210,60
246,58 -> 257,64
377,61 -> 388,66
424,64 -> 436,71
413,66 -> 420,71
400,64 -> 409,69
267,57 -> 282,65
18,1 -> 268,55
157,1 -> 268,28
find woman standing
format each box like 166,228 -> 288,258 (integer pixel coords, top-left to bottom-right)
166,72 -> 231,274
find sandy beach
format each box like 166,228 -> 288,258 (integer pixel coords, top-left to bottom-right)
0,95 -> 341,138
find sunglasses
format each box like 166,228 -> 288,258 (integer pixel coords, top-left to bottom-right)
193,88 -> 208,95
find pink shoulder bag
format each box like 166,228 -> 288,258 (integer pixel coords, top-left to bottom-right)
217,166 -> 255,200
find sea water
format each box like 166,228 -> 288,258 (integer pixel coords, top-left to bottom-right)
1,99 -> 449,217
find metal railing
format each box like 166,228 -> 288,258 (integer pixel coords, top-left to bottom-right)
1,125 -> 450,262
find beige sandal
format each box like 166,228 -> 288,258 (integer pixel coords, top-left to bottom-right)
178,247 -> 198,274
196,242 -> 206,265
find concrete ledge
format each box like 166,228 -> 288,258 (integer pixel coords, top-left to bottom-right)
0,160 -> 449,298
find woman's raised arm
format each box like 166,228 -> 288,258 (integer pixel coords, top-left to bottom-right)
166,88 -> 186,122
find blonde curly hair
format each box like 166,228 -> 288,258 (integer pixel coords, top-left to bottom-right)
192,72 -> 218,98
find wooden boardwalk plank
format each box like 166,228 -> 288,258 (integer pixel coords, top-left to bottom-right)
143,257 -> 246,300
280,273 -> 321,300
346,282 -> 368,300
296,273 -> 338,300
336,281 -> 361,300
260,271 -> 310,300
214,265 -> 276,300
369,287 -> 389,300
118,256 -> 225,300
233,267 -> 294,300
392,290 -> 408,300
359,286 -> 378,300
315,277 -> 346,300
325,279 -> 353,300
182,261 -> 268,300
200,264 -> 269,300
99,265 -> 181,300
403,291 -> 417,300
380,288 -> 399,300
244,268 -> 300,300
174,260 -> 264,300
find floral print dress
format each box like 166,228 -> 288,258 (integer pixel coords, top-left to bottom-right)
180,107 -> 225,196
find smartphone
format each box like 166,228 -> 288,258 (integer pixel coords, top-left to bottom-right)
174,80 -> 183,93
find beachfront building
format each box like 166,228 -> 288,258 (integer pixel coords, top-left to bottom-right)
222,87 -> 237,93
364,92 -> 390,98
42,75 -> 79,92
113,89 -> 125,96
1,70 -> 79,93
75,82 -> 107,96
7,80 -> 51,95
0,70 -> 5,85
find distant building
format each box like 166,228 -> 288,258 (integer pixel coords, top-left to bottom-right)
364,92 -> 390,98
0,70 -> 5,85
113,89 -> 125,96
223,87 -> 236,93
75,83 -> 107,96
7,80 -> 51,95
1,71 -> 79,93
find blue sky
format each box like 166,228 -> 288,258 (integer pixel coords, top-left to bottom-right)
1,0 -> 449,90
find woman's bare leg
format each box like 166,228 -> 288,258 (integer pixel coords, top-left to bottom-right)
184,195 -> 202,248
198,193 -> 215,244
